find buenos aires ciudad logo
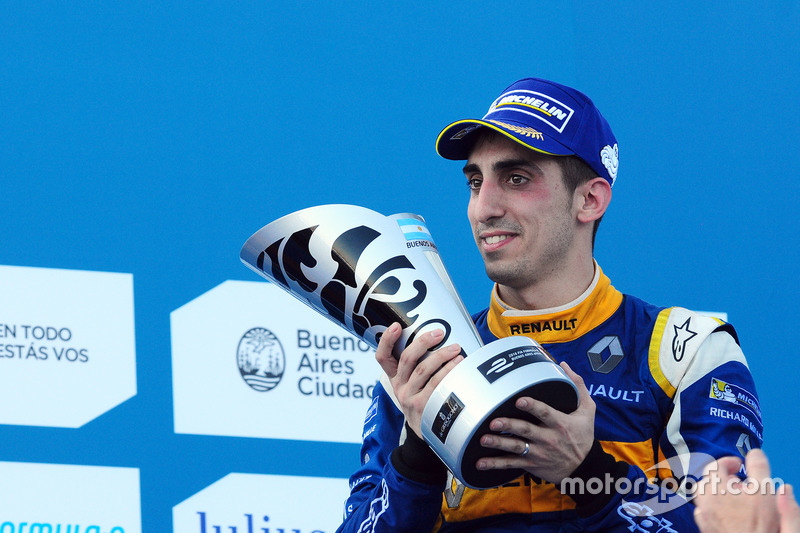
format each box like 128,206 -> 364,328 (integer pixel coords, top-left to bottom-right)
237,327 -> 285,392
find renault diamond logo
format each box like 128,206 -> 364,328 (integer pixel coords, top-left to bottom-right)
736,433 -> 752,457
587,336 -> 624,374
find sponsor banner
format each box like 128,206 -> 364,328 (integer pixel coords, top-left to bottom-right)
172,473 -> 348,532
170,280 -> 379,443
0,461 -> 141,532
0,265 -> 137,428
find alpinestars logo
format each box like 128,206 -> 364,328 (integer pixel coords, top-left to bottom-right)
672,318 -> 697,362
237,327 -> 285,392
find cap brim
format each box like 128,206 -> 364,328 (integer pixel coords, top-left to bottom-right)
436,119 -> 575,161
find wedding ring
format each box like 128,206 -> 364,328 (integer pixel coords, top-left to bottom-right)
520,441 -> 530,457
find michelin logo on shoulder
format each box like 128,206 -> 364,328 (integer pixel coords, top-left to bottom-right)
709,377 -> 762,422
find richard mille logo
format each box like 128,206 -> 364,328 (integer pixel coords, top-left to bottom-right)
237,327 -> 286,392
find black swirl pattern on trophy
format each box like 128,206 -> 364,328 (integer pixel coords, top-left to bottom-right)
320,225 -> 382,326
317,226 -> 430,346
257,226 -> 318,292
351,256 -> 424,338
258,222 -> 438,351
358,278 -> 427,343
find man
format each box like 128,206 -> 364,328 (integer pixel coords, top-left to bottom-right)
336,78 -> 763,531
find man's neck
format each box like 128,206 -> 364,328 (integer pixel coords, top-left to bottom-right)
496,258 -> 596,311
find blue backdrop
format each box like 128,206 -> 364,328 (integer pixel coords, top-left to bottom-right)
2,2 -> 798,531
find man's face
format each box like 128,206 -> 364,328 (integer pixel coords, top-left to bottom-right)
464,131 -> 579,294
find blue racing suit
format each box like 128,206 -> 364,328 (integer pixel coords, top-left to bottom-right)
337,266 -> 763,532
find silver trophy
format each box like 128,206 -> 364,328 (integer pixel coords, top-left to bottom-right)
240,204 -> 578,488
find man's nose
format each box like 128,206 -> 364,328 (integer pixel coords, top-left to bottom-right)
471,180 -> 505,222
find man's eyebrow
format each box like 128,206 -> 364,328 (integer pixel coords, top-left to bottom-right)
462,162 -> 479,175
462,158 -> 540,175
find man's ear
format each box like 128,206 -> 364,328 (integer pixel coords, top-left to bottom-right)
576,177 -> 612,224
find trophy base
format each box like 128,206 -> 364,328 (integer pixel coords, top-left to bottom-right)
420,336 -> 579,489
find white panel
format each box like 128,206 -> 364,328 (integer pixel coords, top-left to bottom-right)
0,461 -> 141,532
173,473 -> 349,532
0,265 -> 137,427
171,280 -> 380,443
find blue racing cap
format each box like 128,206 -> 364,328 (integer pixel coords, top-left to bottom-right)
436,77 -> 619,186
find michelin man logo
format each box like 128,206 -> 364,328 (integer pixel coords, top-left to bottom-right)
711,379 -> 737,404
237,327 -> 285,392
708,377 -> 762,423
600,143 -> 619,184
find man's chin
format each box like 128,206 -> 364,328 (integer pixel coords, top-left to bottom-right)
483,265 -> 520,287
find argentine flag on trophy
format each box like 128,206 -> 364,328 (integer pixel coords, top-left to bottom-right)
397,218 -> 433,242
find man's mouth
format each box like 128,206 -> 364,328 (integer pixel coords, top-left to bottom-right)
480,232 -> 516,252
484,235 -> 509,245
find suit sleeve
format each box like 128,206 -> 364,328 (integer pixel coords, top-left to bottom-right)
569,309 -> 764,532
336,381 -> 446,533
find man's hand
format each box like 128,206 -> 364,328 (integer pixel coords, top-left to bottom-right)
694,449 -> 791,533
474,361 -> 596,484
778,484 -> 800,533
375,322 -> 464,439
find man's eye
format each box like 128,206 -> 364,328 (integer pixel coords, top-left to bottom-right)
466,178 -> 482,190
509,174 -> 528,185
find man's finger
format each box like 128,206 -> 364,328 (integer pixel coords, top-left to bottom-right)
407,340 -> 461,390
394,328 -> 446,383
515,396 -> 558,428
743,448 -> 772,481
704,455 -> 744,480
559,361 -> 594,416
375,322 -> 402,378
778,484 -> 800,531
421,347 -> 464,393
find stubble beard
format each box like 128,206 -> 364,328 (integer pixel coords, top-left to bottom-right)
480,211 -> 576,296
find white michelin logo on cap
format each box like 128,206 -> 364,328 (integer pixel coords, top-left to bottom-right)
600,144 -> 619,183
